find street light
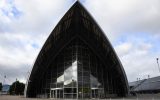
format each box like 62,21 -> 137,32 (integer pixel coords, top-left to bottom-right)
3,75 -> 6,85
14,78 -> 17,95
156,58 -> 160,72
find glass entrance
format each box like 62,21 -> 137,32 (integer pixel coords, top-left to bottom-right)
50,88 -> 63,99
50,90 -> 56,98
92,89 -> 98,98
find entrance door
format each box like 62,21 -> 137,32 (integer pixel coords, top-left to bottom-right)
92,89 -> 98,98
51,90 -> 57,98
50,89 -> 63,99
57,89 -> 63,98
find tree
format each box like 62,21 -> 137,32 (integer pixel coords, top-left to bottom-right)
0,82 -> 2,91
9,81 -> 25,95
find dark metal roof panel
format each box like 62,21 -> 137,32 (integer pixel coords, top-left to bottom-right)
130,76 -> 160,91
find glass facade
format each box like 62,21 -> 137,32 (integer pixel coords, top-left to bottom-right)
36,39 -> 106,99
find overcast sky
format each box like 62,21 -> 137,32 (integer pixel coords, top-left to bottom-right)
0,0 -> 160,84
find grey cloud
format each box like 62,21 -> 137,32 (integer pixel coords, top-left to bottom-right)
83,0 -> 160,40
115,40 -> 159,82
8,0 -> 74,34
0,63 -> 30,84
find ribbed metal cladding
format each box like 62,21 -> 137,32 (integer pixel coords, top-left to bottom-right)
25,1 -> 129,98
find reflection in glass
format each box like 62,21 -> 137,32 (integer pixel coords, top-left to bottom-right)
64,60 -> 77,87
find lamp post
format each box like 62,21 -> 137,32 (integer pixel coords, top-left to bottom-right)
3,75 -> 6,85
157,58 -> 160,72
14,78 -> 17,95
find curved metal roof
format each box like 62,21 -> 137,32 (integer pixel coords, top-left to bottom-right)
26,1 -> 129,97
